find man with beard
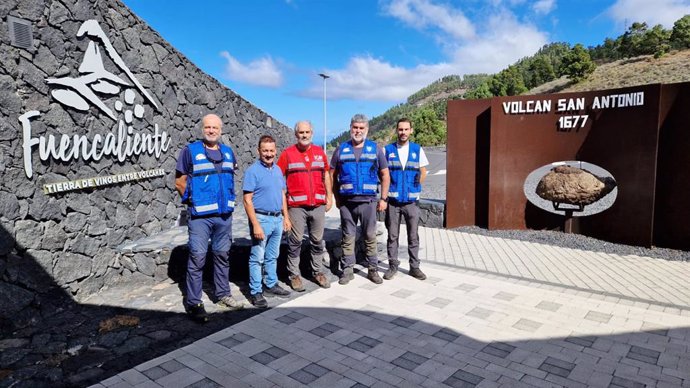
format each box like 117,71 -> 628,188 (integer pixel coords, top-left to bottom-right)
277,121 -> 333,291
175,114 -> 243,323
383,118 -> 429,281
330,114 -> 390,285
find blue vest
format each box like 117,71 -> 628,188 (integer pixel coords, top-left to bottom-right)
385,142 -> 422,203
337,140 -> 379,196
183,141 -> 236,216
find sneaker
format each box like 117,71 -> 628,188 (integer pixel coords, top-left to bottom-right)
314,272 -> 331,288
216,296 -> 244,310
367,268 -> 383,284
289,275 -> 306,292
248,293 -> 268,308
383,264 -> 398,280
265,284 -> 290,298
338,267 -> 354,285
186,303 -> 209,323
409,267 -> 427,280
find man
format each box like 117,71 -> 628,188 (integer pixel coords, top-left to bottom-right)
243,135 -> 291,308
277,121 -> 333,291
175,114 -> 243,323
331,114 -> 390,285
383,118 -> 429,281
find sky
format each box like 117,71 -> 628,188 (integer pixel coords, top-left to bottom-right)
121,0 -> 690,146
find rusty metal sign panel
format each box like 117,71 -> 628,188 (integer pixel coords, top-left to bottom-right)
447,82 -> 690,249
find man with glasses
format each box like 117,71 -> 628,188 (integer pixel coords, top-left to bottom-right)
175,114 -> 243,323
331,114 -> 390,285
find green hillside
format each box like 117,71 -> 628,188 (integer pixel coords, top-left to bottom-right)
329,15 -> 690,147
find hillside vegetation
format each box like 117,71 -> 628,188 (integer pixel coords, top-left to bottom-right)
330,15 -> 690,147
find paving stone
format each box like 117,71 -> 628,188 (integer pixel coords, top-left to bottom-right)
432,328 -> 459,342
538,356 -> 575,378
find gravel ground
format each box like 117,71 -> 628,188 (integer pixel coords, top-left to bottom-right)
452,225 -> 690,262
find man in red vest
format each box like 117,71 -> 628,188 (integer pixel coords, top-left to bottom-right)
277,121 -> 333,291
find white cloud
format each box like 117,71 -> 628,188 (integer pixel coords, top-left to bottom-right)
302,1 -> 548,101
608,0 -> 690,28
305,56 -> 453,101
383,0 -> 475,39
533,0 -> 556,14
220,51 -> 283,88
450,12 -> 548,74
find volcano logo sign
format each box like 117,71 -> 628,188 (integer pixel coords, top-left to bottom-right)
18,19 -> 171,179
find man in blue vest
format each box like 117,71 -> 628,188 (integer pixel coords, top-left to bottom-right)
331,114 -> 390,285
175,114 -> 243,323
383,118 -> 429,281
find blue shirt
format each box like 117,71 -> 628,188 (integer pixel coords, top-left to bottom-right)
176,146 -> 225,175
242,160 -> 286,213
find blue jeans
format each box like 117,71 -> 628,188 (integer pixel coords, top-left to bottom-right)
186,214 -> 233,307
249,214 -> 283,295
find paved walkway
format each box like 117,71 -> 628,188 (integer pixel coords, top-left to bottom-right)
91,216 -> 690,388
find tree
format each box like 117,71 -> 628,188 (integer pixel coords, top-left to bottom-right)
489,65 -> 528,96
640,24 -> 672,58
464,81 -> 493,99
527,56 -> 556,88
559,44 -> 596,82
671,15 -> 690,49
410,107 -> 446,146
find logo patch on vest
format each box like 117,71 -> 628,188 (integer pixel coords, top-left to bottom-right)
195,154 -> 207,160
366,146 -> 372,152
388,152 -> 396,158
225,152 -> 230,159
411,152 -> 417,159
343,147 -> 350,152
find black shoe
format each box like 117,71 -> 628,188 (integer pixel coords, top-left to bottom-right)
409,267 -> 427,280
265,284 -> 290,298
249,293 -> 268,308
383,265 -> 398,280
187,303 -> 209,323
338,267 -> 354,285
367,268 -> 383,284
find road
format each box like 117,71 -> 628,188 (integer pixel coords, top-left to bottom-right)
422,147 -> 446,200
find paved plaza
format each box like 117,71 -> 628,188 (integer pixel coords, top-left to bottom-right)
90,215 -> 690,388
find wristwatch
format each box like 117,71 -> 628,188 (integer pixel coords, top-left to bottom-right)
380,197 -> 388,202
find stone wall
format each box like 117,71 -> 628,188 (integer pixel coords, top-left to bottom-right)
0,0 -> 292,328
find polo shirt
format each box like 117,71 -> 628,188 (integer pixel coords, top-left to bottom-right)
242,160 -> 286,213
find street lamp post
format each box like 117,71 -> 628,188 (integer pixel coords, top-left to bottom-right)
318,73 -> 329,151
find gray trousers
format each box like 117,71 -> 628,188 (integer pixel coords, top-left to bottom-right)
385,201 -> 421,269
286,206 -> 326,276
339,200 -> 378,268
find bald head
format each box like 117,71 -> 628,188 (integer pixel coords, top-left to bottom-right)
201,114 -> 223,146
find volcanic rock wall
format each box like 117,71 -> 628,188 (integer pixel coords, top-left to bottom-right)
0,0 -> 292,327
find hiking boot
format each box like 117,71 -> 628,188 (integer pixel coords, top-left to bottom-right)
338,267 -> 354,285
409,267 -> 427,280
265,284 -> 291,298
289,275 -> 306,292
186,303 -> 209,323
383,264 -> 398,280
248,293 -> 268,308
216,296 -> 244,310
367,267 -> 383,284
314,272 -> 331,288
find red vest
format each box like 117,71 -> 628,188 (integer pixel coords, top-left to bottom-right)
283,145 -> 328,207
